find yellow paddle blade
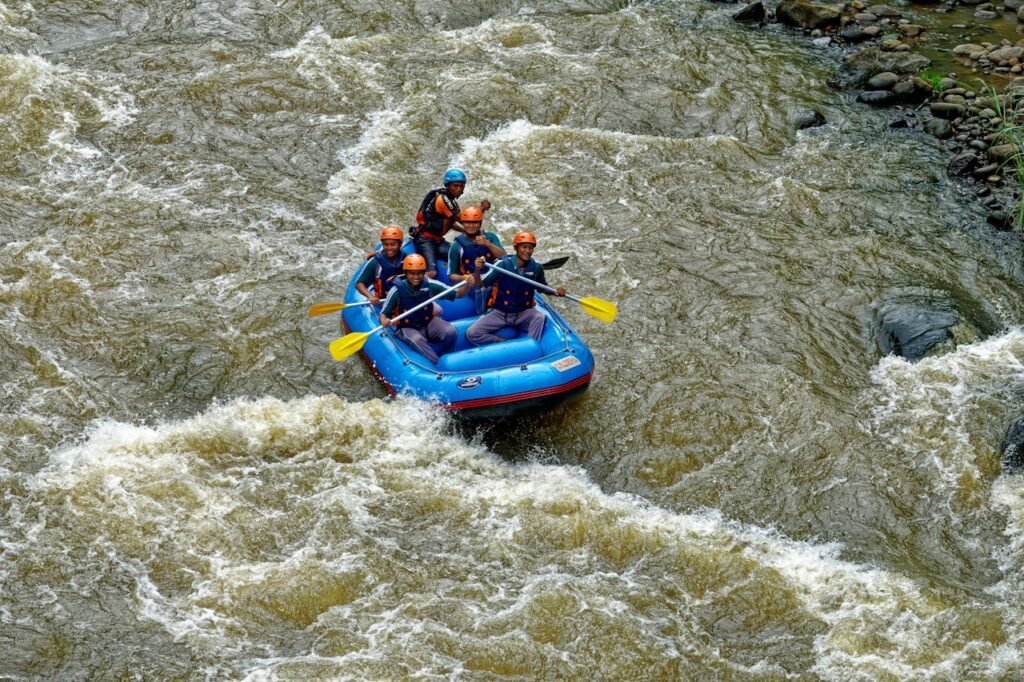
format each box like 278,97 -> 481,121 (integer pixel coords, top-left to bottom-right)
308,302 -> 346,317
309,301 -> 372,316
579,297 -> 617,323
329,331 -> 372,361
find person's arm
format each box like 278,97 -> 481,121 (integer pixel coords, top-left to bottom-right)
379,289 -> 398,327
429,280 -> 468,300
481,232 -> 506,259
354,259 -> 381,305
437,194 -> 464,234
477,257 -> 505,287
535,264 -> 566,297
447,243 -> 466,283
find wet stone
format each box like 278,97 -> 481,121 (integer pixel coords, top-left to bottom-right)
867,71 -> 900,89
841,27 -> 872,41
892,79 -> 920,99
733,1 -> 766,22
867,4 -> 902,15
988,143 -> 1017,161
925,118 -> 953,137
947,151 -> 979,175
858,90 -> 898,105
987,210 -> 1011,227
931,102 -> 966,119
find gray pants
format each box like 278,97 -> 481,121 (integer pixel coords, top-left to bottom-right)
395,317 -> 456,364
412,236 -> 450,274
467,308 -> 546,345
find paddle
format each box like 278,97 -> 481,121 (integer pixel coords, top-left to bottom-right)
481,262 -> 617,323
307,301 -> 372,317
310,259 -> 564,318
540,256 -> 569,270
328,280 -> 467,361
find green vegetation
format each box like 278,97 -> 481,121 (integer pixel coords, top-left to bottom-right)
918,70 -> 946,93
980,79 -> 1024,231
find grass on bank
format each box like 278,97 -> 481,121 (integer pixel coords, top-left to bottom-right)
978,79 -> 1024,231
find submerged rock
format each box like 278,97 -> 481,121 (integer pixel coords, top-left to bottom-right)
871,291 -> 996,362
791,109 -> 826,129
874,302 -> 958,361
1002,418 -> 1024,472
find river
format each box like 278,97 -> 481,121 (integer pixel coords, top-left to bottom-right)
2,0 -> 1024,679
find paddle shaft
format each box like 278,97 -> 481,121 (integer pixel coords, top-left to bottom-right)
481,262 -> 578,301
371,280 -> 467,334
308,300 -> 372,316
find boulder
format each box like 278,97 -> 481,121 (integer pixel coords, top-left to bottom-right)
988,46 -> 1024,62
776,0 -> 844,29
988,143 -> 1018,162
867,71 -> 901,89
733,1 -> 766,22
872,290 -> 995,362
952,43 -> 986,57
873,300 -> 958,361
834,47 -> 930,87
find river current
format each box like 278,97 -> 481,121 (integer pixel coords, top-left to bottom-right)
3,0 -> 1024,679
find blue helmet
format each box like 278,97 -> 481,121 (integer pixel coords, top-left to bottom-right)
443,168 -> 467,185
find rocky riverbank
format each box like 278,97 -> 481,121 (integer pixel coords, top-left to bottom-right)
730,0 -> 1024,232
725,0 -> 1024,468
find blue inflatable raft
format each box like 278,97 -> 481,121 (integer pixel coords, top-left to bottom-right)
340,249 -> 595,418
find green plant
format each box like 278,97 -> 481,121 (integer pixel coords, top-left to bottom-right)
977,79 -> 1024,231
918,70 -> 945,92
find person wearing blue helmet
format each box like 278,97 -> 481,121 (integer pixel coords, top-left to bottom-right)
412,168 -> 490,278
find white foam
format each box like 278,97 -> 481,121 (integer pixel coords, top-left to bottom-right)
16,395 -> 1018,678
0,53 -> 136,169
866,327 -> 1024,486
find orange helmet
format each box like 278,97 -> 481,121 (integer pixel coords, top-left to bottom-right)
402,254 -> 427,271
512,231 -> 537,246
380,225 -> 403,242
460,206 -> 484,223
